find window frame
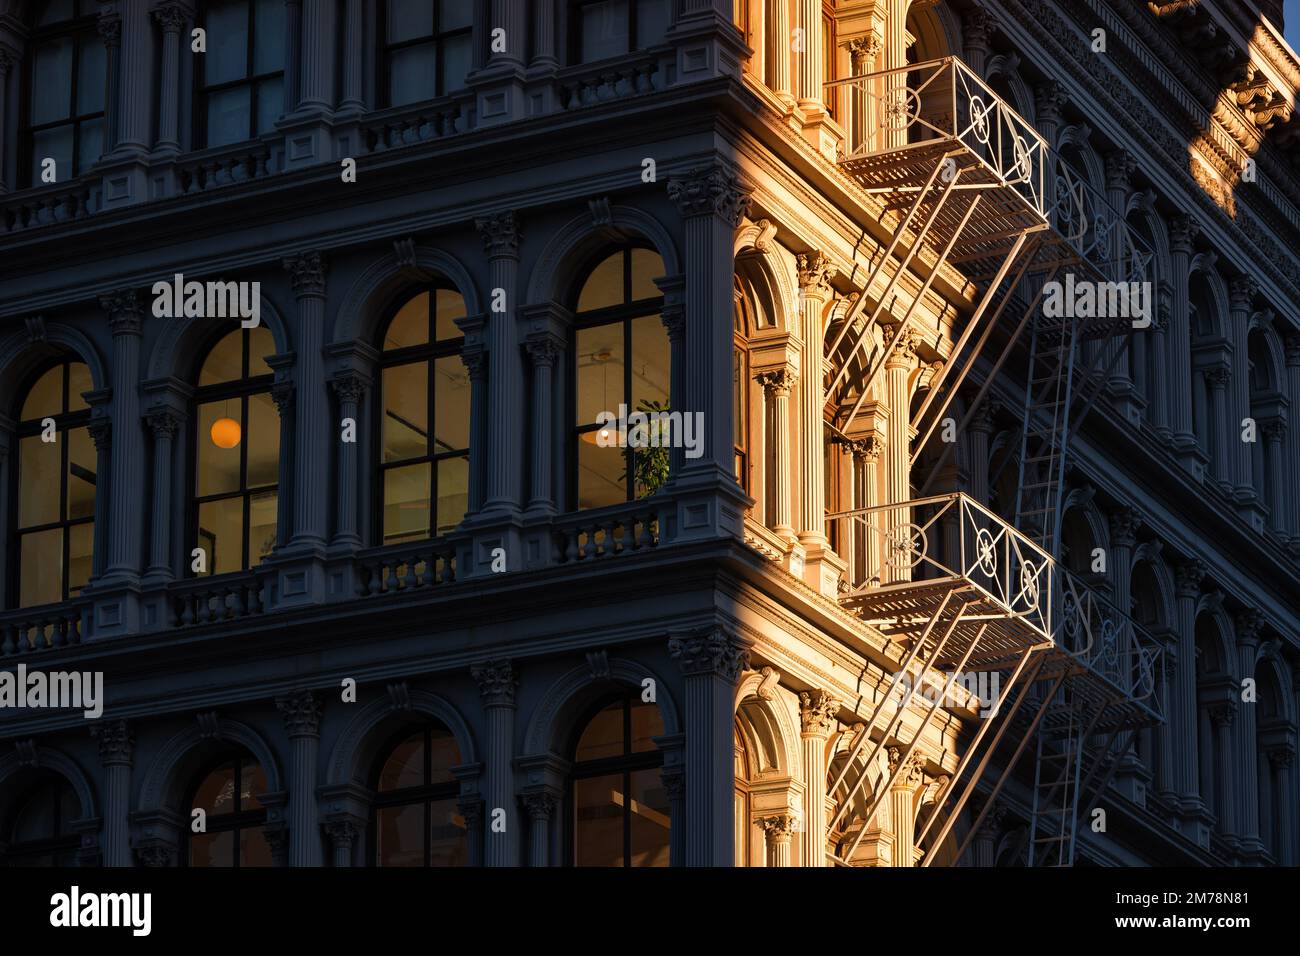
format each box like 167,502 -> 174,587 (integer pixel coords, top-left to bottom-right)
193,0 -> 286,149
184,752 -> 269,868
9,359 -> 95,609
569,0 -> 670,65
567,244 -> 666,511
188,327 -> 278,577
378,0 -> 474,107
564,689 -> 666,867
369,720 -> 466,867
374,284 -> 469,546
4,774 -> 81,867
20,0 -> 105,188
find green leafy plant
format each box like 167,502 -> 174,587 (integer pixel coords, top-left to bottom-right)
624,399 -> 671,498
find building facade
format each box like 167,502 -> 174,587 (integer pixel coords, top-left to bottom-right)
0,0 -> 1296,867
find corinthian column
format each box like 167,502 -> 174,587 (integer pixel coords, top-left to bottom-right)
884,328 -> 920,583
1168,215 -> 1199,465
276,690 -> 322,866
760,815 -> 795,867
99,291 -> 145,584
145,407 -> 183,580
329,371 -> 368,549
796,253 -> 840,593
1286,334 -> 1300,552
1228,278 -> 1256,505
283,252 -> 329,550
889,748 -> 923,867
1234,610 -> 1263,857
93,720 -> 133,866
153,4 -> 187,152
799,690 -> 839,866
473,659 -> 518,866
0,50 -> 14,191
1173,560 -> 1205,813
476,214 -> 524,514
757,368 -> 797,540
669,627 -> 751,866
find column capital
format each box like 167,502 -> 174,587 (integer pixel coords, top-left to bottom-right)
524,332 -> 562,369
962,6 -> 994,50
1169,214 -> 1200,254
100,290 -> 144,336
1267,744 -> 1295,771
846,433 -> 884,464
667,166 -> 751,227
276,690 -> 322,738
1235,608 -> 1264,648
759,814 -> 797,841
1034,81 -> 1066,126
1229,275 -> 1258,312
460,345 -> 487,382
796,251 -> 836,295
145,405 -> 183,439
1108,507 -> 1142,548
522,789 -> 558,821
885,326 -> 922,369
668,627 -> 751,683
329,369 -> 369,404
756,367 -> 798,396
471,658 -> 517,706
323,817 -> 362,849
887,746 -> 925,789
153,3 -> 190,33
1105,149 -> 1136,192
1175,558 -> 1207,597
92,720 -> 133,768
1261,417 -> 1286,442
87,416 -> 112,453
476,211 -> 521,259
1283,332 -> 1300,367
271,379 -> 295,414
661,766 -> 685,801
97,12 -> 122,47
799,689 -> 840,738
1204,365 -> 1231,390
0,48 -> 14,77
1209,701 -> 1237,729
970,399 -> 999,434
283,251 -> 328,298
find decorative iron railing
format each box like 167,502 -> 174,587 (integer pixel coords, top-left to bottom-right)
827,492 -> 1055,641
824,57 -> 1048,217
1051,158 -> 1154,287
1056,568 -> 1164,712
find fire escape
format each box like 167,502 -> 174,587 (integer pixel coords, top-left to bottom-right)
821,57 -> 1163,866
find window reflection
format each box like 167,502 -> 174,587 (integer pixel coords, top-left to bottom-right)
187,755 -> 271,867
373,722 -> 467,866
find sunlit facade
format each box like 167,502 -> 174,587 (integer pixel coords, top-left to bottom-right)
0,0 -> 1297,868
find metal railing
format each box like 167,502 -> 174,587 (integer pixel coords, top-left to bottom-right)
827,492 -> 1054,641
825,57 -> 1048,217
1056,568 -> 1164,711
1051,158 -> 1154,287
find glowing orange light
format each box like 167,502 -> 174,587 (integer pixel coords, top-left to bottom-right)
210,417 -> 242,449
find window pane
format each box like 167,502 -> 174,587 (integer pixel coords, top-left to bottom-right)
377,804 -> 424,866
67,426 -> 96,519
197,402 -> 242,496
576,323 -> 624,426
67,362 -> 91,412
433,356 -> 469,452
439,0 -> 473,30
631,314 -> 671,408
428,725 -> 461,784
630,699 -> 664,752
636,0 -> 673,49
578,440 -> 627,509
383,463 -> 431,543
248,490 -> 277,565
388,0 -> 433,42
629,248 -> 664,301
76,118 -> 103,173
379,731 -> 425,791
205,1 -> 250,84
200,331 -> 243,386
30,127 -> 73,185
191,830 -> 234,867
13,787 -> 56,842
19,435 -> 60,527
194,763 -> 237,815
441,32 -> 472,93
576,700 -> 624,761
386,293 -> 430,349
253,0 -> 286,73
578,252 -> 624,312
382,362 -> 429,461
21,366 -> 63,421
68,521 -> 93,595
37,0 -> 75,25
434,289 -> 465,342
239,826 -> 273,866
429,798 -> 467,866
240,761 -> 267,810
435,456 -> 467,535
248,326 -> 275,376
581,0 -> 630,62
628,768 -> 670,866
246,391 -> 279,489
31,39 -> 73,124
19,530 -> 63,607
574,774 -> 625,866
76,39 -> 106,113
197,497 -> 243,576
206,86 -> 250,148
254,77 -> 283,134
389,44 -> 437,106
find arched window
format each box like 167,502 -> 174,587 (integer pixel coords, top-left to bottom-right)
12,360 -> 95,608
380,0 -> 473,107
191,326 -> 278,576
371,721 -> 467,866
570,246 -> 669,510
568,690 -> 669,866
571,0 -> 672,63
187,754 -> 271,866
377,286 -> 469,544
21,1 -> 105,188
5,774 -> 80,866
196,0 -> 285,148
